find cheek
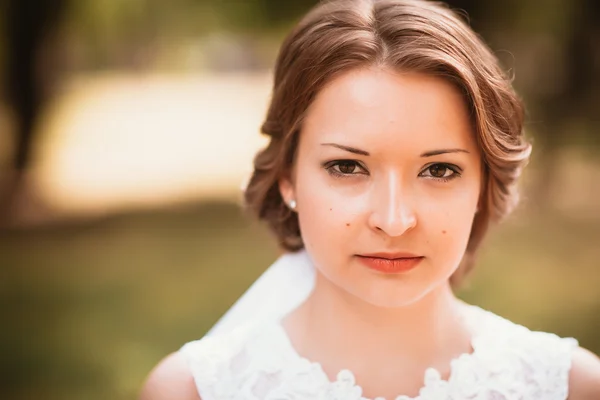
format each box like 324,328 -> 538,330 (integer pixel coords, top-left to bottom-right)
297,197 -> 357,245
417,177 -> 478,223
436,211 -> 474,247
422,191 -> 478,255
295,174 -> 361,248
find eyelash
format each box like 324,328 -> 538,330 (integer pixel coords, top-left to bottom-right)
323,160 -> 462,182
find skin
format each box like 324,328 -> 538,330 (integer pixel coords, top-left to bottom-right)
278,67 -> 481,398
282,67 -> 481,309
139,66 -> 600,400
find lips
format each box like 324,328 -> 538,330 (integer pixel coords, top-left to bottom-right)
356,253 -> 424,274
359,252 -> 421,259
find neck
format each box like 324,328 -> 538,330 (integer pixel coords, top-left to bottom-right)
283,270 -> 471,377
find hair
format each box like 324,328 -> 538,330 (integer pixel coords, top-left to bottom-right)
243,0 -> 532,287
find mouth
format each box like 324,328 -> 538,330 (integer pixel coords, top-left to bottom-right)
355,253 -> 424,274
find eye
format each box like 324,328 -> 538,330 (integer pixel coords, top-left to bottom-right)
324,160 -> 368,177
419,163 -> 461,181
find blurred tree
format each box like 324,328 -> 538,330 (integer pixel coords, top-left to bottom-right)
261,0 -> 318,25
447,0 -> 599,205
1,0 -> 66,226
528,0 -> 600,203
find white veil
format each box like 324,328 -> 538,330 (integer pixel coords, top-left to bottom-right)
205,250 -> 316,337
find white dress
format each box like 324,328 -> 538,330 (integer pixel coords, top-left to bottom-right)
179,304 -> 577,400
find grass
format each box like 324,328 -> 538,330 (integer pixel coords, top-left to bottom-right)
0,200 -> 598,400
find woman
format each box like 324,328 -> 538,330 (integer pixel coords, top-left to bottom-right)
141,0 -> 600,398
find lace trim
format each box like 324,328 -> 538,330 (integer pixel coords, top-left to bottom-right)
270,305 -> 485,400
180,305 -> 579,400
275,326 -> 469,399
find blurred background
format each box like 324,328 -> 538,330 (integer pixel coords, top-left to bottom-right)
0,0 -> 598,399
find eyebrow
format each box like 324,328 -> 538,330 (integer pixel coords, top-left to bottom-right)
321,143 -> 469,158
420,148 -> 470,157
321,143 -> 370,156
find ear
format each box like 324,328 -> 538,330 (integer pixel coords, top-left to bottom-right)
278,174 -> 296,208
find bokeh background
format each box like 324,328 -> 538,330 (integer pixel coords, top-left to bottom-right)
0,1 -> 599,399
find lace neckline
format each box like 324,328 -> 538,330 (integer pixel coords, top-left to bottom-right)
270,304 -> 485,400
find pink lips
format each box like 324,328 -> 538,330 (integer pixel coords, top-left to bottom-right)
356,252 -> 424,274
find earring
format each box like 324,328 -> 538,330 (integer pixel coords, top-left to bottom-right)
289,199 -> 297,210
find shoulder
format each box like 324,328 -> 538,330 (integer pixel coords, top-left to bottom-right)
139,352 -> 201,400
568,346 -> 600,400
141,323 -> 267,400
465,305 -> 584,393
179,323 -> 259,370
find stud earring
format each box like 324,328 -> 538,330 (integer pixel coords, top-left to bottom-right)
289,199 -> 297,210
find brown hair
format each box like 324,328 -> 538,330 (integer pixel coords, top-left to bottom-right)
244,0 -> 532,286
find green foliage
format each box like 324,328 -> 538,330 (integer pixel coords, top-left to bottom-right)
59,0 -> 319,70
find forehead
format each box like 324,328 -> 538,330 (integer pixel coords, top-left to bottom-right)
301,67 -> 476,154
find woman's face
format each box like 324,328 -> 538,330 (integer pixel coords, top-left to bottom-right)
279,67 -> 482,307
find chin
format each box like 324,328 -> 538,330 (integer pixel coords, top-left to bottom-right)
355,288 -> 434,308
344,274 -> 454,309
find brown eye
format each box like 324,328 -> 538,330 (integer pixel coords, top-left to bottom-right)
428,164 -> 448,178
337,161 -> 357,174
324,160 -> 368,177
419,163 -> 461,181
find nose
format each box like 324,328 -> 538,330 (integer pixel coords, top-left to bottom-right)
368,171 -> 417,237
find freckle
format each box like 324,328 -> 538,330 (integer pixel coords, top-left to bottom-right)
329,208 -> 332,211
346,223 -> 350,227
442,230 -> 447,234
